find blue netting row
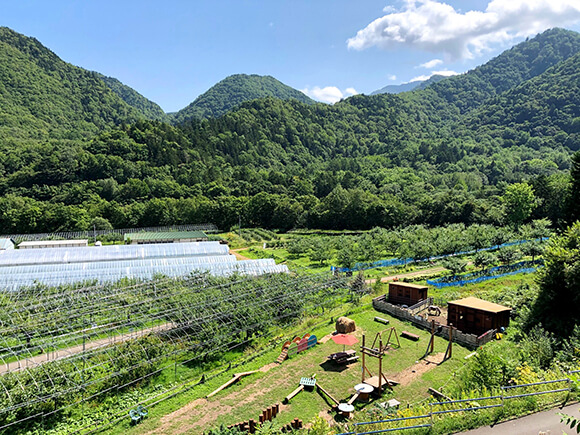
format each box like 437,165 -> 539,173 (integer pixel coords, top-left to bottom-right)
426,260 -> 544,288
331,238 -> 546,273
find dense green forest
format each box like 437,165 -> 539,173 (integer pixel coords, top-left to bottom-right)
0,27 -> 579,233
172,73 -> 315,122
95,73 -> 169,122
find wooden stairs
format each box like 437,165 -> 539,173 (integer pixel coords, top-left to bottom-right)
276,348 -> 288,364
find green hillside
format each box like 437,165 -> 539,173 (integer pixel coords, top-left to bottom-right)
429,27 -> 580,113
0,28 -> 579,233
371,74 -> 446,95
172,73 -> 314,122
0,27 -> 150,139
96,73 -> 168,121
466,52 -> 580,148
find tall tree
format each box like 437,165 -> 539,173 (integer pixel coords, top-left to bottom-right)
502,183 -> 536,228
566,151 -> 580,224
528,222 -> 580,337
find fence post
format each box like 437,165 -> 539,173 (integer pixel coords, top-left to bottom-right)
430,402 -> 433,428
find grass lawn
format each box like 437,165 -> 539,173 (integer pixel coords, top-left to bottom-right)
99,272 -> 539,435
104,304 -> 470,434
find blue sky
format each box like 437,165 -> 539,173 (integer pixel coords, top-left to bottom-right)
3,1 -> 580,111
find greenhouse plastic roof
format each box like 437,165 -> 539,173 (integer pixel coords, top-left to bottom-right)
0,241 -> 230,266
124,231 -> 208,242
0,241 -> 288,290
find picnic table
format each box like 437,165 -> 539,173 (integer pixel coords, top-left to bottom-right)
327,349 -> 359,364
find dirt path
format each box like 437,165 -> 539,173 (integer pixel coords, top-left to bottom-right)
144,359 -> 290,435
366,266 -> 447,284
0,322 -> 174,375
230,248 -> 251,261
390,352 -> 445,386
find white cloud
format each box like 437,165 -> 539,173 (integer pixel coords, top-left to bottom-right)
409,74 -> 431,82
419,58 -> 443,69
301,86 -> 357,104
347,0 -> 580,60
432,69 -> 459,77
387,74 -> 397,80
409,69 -> 459,82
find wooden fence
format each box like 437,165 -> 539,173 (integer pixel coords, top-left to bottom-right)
373,295 -> 495,349
408,297 -> 433,315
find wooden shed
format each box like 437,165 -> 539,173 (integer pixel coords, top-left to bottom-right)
388,282 -> 428,306
447,297 -> 511,336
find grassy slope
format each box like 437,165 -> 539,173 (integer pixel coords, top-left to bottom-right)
105,298 -> 470,434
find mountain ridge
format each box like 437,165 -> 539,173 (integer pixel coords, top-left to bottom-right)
172,73 -> 315,123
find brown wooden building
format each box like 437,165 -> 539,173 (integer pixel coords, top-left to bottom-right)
447,297 -> 511,336
388,282 -> 428,306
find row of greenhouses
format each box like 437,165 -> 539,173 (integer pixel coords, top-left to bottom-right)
0,241 -> 288,290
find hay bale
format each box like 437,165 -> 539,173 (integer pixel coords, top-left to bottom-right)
336,317 -> 356,333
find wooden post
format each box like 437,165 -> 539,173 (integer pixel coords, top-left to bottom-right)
444,324 -> 453,361
361,334 -> 366,383
249,419 -> 256,433
378,337 -> 383,395
266,406 -> 272,421
317,383 -> 340,406
448,324 -> 453,358
259,414 -> 264,424
284,384 -> 304,403
430,320 -> 435,354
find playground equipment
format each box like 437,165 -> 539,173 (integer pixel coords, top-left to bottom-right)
206,370 -> 258,398
276,333 -> 317,363
128,405 -> 148,424
360,328 -> 401,395
228,403 -> 281,433
283,375 -> 340,408
400,331 -> 420,341
347,383 -> 374,405
422,320 -> 454,362
284,375 -> 317,403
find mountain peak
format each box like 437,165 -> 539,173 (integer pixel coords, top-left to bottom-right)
173,73 -> 314,123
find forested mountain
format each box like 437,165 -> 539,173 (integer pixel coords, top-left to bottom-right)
172,74 -> 314,122
0,27 -> 579,233
412,74 -> 447,91
95,73 -> 168,121
371,81 -> 423,95
0,27 -> 149,139
371,74 -> 446,95
428,28 -> 580,113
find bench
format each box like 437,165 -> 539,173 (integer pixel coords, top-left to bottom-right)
337,355 -> 359,364
328,350 -> 358,364
401,331 -> 420,341
129,405 -> 148,424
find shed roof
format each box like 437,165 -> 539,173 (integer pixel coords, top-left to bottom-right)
448,297 -> 511,313
124,231 -> 208,242
389,281 -> 428,290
